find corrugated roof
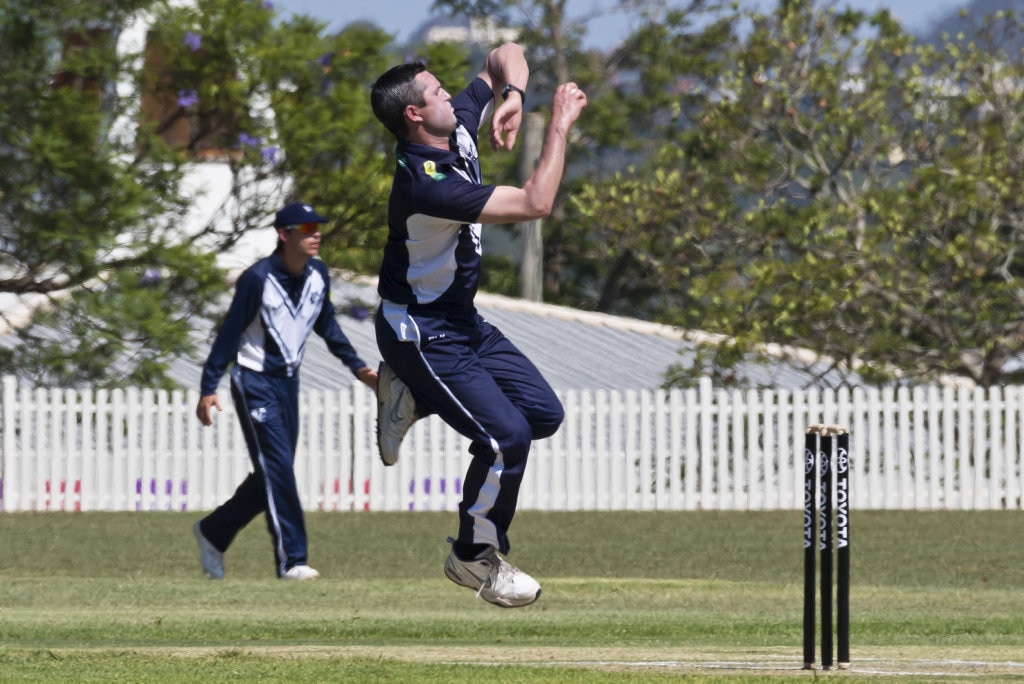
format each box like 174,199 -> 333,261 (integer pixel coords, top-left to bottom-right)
168,272 -> 857,393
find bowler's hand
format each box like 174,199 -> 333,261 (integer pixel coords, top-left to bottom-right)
552,82 -> 587,132
490,94 -> 524,152
357,366 -> 379,392
196,394 -> 221,426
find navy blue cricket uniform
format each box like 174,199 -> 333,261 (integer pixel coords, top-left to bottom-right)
198,253 -> 367,576
376,77 -> 564,556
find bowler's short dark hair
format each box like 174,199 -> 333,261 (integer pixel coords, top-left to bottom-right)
371,61 -> 428,140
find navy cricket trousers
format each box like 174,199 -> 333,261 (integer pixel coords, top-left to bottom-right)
199,365 -> 308,577
376,303 -> 564,555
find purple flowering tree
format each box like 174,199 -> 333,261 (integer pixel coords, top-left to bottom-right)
1,0 -> 468,387
0,0 -> 225,388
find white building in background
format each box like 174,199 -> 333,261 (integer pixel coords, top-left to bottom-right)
423,16 -> 520,45
114,5 -> 288,279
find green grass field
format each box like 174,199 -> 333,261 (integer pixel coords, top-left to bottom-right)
2,510 -> 1023,681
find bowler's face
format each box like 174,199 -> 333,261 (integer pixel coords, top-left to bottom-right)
413,71 -> 456,136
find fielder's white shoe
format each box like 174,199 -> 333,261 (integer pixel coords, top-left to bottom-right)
193,521 -> 224,580
444,545 -> 541,608
376,361 -> 419,466
281,565 -> 320,581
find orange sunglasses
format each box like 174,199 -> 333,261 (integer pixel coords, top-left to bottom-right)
288,222 -> 322,235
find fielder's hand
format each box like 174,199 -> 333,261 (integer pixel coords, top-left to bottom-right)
357,365 -> 379,392
196,394 -> 222,426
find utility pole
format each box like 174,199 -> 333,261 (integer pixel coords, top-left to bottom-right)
517,112 -> 544,302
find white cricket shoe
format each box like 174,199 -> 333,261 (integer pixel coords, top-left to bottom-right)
281,565 -> 321,580
376,361 -> 419,466
444,546 -> 541,608
193,521 -> 224,580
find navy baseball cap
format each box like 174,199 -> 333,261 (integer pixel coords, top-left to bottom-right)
274,202 -> 327,227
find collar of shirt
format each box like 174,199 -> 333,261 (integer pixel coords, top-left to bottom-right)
269,253 -> 312,305
397,139 -> 458,163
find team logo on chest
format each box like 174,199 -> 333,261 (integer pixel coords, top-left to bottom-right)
423,160 -> 446,181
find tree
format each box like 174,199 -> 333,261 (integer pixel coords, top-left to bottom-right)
860,10 -> 1024,385
665,6 -> 1024,387
556,0 -> 738,314
658,1 -> 927,386
0,0 -> 223,388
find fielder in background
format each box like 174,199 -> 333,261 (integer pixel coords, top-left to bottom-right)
193,202 -> 378,581
370,43 -> 587,607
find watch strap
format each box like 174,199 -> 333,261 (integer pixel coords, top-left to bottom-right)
501,83 -> 526,107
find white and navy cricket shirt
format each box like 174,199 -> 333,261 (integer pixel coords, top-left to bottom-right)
377,78 -> 497,312
200,254 -> 366,395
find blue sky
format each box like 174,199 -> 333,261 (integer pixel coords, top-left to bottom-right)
273,0 -> 968,47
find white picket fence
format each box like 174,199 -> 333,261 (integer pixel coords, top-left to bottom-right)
1,375 -> 1022,512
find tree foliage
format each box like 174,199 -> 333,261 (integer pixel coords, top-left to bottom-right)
0,0 -> 224,388
665,5 -> 1024,387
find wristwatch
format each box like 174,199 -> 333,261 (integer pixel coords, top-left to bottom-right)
501,83 -> 526,107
